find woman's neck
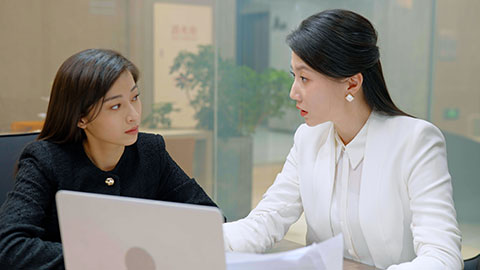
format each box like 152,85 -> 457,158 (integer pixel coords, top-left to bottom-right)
334,102 -> 372,146
82,140 -> 125,171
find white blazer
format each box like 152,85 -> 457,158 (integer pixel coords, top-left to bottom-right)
223,112 -> 463,270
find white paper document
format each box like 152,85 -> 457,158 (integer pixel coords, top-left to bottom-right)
225,234 -> 343,270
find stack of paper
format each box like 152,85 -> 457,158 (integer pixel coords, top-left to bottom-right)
226,234 -> 343,270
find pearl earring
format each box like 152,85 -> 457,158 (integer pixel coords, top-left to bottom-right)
345,93 -> 354,102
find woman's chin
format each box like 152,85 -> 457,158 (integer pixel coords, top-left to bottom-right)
124,134 -> 139,146
305,118 -> 327,127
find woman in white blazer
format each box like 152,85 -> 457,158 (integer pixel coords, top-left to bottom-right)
223,9 -> 463,269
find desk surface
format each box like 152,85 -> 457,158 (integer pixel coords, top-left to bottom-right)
269,239 -> 380,270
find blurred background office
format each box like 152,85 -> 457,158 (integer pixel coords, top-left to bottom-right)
1,0 -> 478,259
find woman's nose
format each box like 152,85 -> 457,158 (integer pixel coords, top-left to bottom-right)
289,82 -> 300,101
126,104 -> 140,123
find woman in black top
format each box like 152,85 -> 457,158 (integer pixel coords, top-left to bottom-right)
0,49 -> 219,269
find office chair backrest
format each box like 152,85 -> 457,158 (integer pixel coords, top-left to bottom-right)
444,131 -> 480,224
0,132 -> 39,205
464,253 -> 480,270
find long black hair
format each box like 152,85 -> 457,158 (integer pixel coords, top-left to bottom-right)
38,49 -> 139,144
286,9 -> 409,116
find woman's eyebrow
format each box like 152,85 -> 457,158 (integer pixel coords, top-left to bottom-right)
104,84 -> 138,102
104,95 -> 122,102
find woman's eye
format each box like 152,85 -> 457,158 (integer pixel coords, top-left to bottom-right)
132,94 -> 140,101
111,104 -> 120,110
289,71 -> 307,82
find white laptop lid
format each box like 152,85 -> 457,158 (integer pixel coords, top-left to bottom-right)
56,190 -> 226,270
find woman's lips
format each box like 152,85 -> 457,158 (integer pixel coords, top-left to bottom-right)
296,106 -> 308,117
125,126 -> 139,135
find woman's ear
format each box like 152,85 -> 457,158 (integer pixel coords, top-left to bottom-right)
346,73 -> 363,95
77,118 -> 88,129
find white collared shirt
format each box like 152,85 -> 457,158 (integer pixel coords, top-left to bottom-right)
330,117 -> 374,266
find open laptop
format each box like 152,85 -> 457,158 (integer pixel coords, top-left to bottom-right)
56,190 -> 226,270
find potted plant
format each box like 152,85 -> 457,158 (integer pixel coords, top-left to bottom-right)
170,45 -> 293,220
142,102 -> 180,129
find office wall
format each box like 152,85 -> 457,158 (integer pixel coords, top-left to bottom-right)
0,0 -> 128,133
0,1 -> 46,131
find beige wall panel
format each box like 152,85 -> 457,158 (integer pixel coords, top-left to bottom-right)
0,0 -> 128,133
153,2 -> 213,129
0,1 -> 45,131
42,0 -> 128,79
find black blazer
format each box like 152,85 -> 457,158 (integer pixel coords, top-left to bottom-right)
0,133 -> 218,269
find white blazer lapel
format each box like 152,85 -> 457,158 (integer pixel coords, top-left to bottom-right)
359,112 -> 400,268
300,123 -> 336,241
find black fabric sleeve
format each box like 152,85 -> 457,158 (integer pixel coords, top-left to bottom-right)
155,135 -> 219,208
0,146 -> 64,269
